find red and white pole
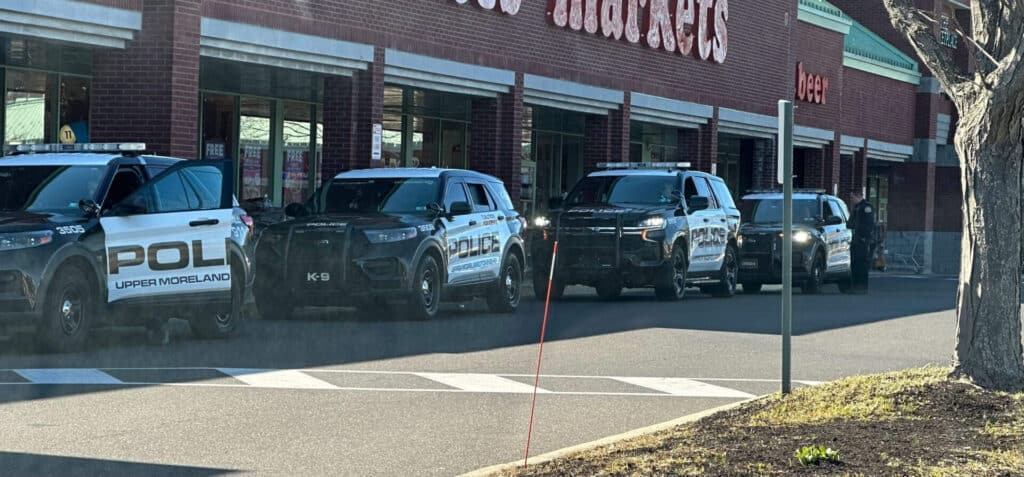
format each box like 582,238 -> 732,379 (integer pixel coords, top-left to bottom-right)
524,240 -> 558,467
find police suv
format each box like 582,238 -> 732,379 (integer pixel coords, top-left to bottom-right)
531,162 -> 741,300
737,190 -> 852,294
0,143 -> 249,352
254,168 -> 527,320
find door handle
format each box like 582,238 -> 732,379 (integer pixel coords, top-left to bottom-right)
189,219 -> 219,227
703,218 -> 710,223
468,221 -> 478,226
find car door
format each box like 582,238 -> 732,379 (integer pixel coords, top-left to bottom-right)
684,175 -> 725,273
442,179 -> 481,286
465,180 -> 504,282
825,198 -> 853,272
101,160 -> 233,304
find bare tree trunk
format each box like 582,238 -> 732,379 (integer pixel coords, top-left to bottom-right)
951,93 -> 1024,391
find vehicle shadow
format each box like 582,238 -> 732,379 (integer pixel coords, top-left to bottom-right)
0,451 -> 238,477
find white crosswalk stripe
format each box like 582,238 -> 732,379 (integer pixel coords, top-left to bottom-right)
611,377 -> 756,398
416,372 -> 549,394
15,368 -> 123,385
217,368 -> 339,390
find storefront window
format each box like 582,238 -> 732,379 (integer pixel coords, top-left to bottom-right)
630,122 -> 679,163
867,167 -> 890,225
239,97 -> 272,202
201,94 -> 236,161
59,76 -> 90,144
526,106 -> 585,217
382,85 -> 470,169
282,101 -> 314,204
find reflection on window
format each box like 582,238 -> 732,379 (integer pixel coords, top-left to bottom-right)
4,69 -> 51,145
239,97 -> 271,201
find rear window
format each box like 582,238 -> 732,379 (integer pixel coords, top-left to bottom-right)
487,182 -> 515,210
710,179 -> 737,210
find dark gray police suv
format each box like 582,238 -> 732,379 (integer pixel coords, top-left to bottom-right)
254,168 -> 527,321
530,162 -> 741,301
0,143 -> 248,352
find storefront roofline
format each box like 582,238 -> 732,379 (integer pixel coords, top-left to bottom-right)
843,53 -> 922,85
384,49 -> 515,97
0,0 -> 141,49
631,93 -> 713,119
201,18 -> 373,76
797,0 -> 853,34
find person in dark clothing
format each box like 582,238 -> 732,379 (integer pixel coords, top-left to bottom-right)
848,191 -> 876,293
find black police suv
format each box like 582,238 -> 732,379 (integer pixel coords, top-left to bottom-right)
736,190 -> 853,294
530,162 -> 741,300
0,143 -> 250,352
254,168 -> 527,321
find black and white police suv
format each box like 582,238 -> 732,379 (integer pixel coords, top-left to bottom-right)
737,190 -> 853,294
530,162 -> 741,300
254,168 -> 527,320
0,143 -> 250,352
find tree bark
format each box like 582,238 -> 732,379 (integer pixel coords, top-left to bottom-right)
951,92 -> 1024,391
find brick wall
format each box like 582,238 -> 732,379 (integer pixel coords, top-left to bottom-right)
794,23 -> 844,132
201,0 -> 796,118
91,0 -> 200,159
841,68 -> 916,145
888,162 -> 936,232
932,165 -> 962,233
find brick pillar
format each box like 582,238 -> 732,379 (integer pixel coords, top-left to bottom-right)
822,140 -> 840,195
699,111 -> 719,173
678,128 -> 702,170
799,148 -> 826,190
838,153 -> 856,200
583,114 -> 611,173
91,0 -> 200,158
751,138 -> 776,189
853,149 -> 867,198
609,92 -> 630,164
497,73 -> 524,202
320,48 -> 384,181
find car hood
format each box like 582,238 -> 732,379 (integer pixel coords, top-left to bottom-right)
0,211 -> 84,233
555,204 -> 674,226
740,223 -> 817,234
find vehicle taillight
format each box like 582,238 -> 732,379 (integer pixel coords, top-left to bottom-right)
241,215 -> 255,236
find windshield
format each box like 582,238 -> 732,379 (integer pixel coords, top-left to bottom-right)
748,198 -> 821,224
322,177 -> 440,215
0,165 -> 106,216
565,175 -> 679,206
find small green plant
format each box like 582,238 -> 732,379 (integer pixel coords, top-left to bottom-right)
795,445 -> 841,466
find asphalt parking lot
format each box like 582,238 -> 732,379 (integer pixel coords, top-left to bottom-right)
0,274 -> 965,476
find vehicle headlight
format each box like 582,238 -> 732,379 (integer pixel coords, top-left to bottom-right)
0,230 -> 54,251
793,231 -> 812,243
737,235 -> 745,248
638,216 -> 666,229
364,227 -> 418,244
534,216 -> 551,228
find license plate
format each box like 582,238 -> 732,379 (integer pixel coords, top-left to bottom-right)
741,259 -> 758,269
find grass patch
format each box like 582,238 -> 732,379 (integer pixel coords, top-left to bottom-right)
503,367 -> 1024,476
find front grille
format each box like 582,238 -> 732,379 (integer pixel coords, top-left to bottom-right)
742,233 -> 776,254
287,228 -> 348,288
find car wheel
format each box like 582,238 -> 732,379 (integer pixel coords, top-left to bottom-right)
487,254 -> 522,313
190,264 -> 244,339
801,254 -> 826,294
655,245 -> 688,301
711,246 -> 739,298
35,264 -> 93,353
595,278 -> 622,300
255,281 -> 294,320
742,282 -> 763,294
532,266 -> 565,301
407,255 -> 442,321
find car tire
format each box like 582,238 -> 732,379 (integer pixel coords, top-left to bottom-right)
532,267 -> 565,301
595,278 -> 622,300
801,254 -> 826,294
35,264 -> 94,353
655,245 -> 688,301
487,254 -> 522,314
742,282 -> 763,294
710,246 -> 739,298
190,264 -> 244,339
407,255 -> 442,321
255,282 -> 294,320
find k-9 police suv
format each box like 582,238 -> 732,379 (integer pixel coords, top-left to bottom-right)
531,162 -> 741,300
0,143 -> 249,352
254,168 -> 526,320
736,190 -> 853,294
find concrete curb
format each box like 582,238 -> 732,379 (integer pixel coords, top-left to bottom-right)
459,397 -> 760,477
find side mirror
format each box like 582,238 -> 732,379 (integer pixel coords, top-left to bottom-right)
78,199 -> 100,217
687,196 -> 710,212
426,202 -> 446,218
548,197 -> 564,210
284,203 -> 309,218
449,201 -> 473,216
824,216 -> 844,226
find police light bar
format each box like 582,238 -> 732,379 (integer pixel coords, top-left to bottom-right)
746,188 -> 826,194
597,162 -> 691,170
3,143 -> 146,154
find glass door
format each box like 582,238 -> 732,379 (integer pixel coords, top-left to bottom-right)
239,97 -> 272,202
282,101 -> 313,205
440,120 -> 467,169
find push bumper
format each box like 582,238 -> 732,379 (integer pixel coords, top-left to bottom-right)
737,250 -> 813,283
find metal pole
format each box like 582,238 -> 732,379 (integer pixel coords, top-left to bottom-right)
778,100 -> 794,395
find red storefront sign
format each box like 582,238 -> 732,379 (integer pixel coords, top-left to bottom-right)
546,0 -> 729,63
453,0 -> 522,14
795,62 -> 830,104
